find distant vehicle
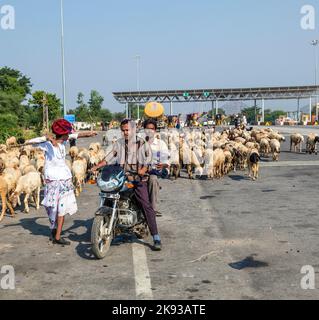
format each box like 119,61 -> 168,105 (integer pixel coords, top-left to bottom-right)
275,116 -> 297,126
74,122 -> 93,131
198,113 -> 214,127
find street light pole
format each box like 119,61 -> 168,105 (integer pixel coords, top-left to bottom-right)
135,55 -> 141,120
311,40 -> 319,121
61,0 -> 67,117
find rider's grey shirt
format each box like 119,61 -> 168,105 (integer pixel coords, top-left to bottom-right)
104,137 -> 153,173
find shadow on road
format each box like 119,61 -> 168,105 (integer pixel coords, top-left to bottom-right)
64,218 -> 98,261
229,255 -> 269,270
112,234 -> 154,251
228,175 -> 250,181
2,216 -> 50,238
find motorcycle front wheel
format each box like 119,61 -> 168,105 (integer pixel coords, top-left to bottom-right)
91,215 -> 113,259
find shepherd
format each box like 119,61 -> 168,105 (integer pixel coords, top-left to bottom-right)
28,119 -> 97,246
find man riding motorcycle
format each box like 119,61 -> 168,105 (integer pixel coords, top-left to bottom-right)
91,119 -> 162,251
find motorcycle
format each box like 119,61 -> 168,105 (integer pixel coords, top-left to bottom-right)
91,165 -> 149,259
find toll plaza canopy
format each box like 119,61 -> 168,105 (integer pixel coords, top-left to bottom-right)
113,85 -> 319,104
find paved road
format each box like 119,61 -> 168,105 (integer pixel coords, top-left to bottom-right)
258,125 -> 319,136
1,131 -> 319,300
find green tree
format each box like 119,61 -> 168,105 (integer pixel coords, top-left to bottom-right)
99,108 -> 113,123
28,91 -> 62,130
129,104 -> 145,119
264,109 -> 286,123
113,112 -> 126,122
88,90 -> 104,120
71,92 -> 114,124
0,67 -> 33,127
241,106 -> 261,124
71,92 -> 91,122
0,67 -> 32,97
0,92 -> 25,117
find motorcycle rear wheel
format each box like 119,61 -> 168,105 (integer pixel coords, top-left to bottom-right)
91,215 -> 113,259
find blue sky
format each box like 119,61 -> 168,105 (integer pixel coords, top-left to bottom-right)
0,0 -> 318,113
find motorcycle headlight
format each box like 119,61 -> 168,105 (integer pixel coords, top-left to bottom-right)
97,177 -> 120,192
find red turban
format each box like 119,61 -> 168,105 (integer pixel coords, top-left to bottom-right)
52,119 -> 73,136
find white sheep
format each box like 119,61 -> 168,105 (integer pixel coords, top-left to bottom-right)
19,155 -> 30,174
10,172 -> 42,213
2,154 -> 20,169
35,152 -> 45,173
69,146 -> 79,163
260,138 -> 271,157
78,148 -> 90,164
168,141 -> 181,179
89,142 -> 101,154
290,133 -> 304,153
22,165 -> 37,176
72,158 -> 88,197
270,139 -> 281,161
3,167 -> 21,195
6,137 -> 17,148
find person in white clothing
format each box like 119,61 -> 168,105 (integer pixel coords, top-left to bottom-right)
144,119 -> 170,217
29,119 -> 96,246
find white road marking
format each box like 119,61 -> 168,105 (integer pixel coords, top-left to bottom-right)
132,243 -> 153,300
261,161 -> 319,167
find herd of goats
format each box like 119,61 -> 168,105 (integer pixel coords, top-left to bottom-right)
0,126 -> 318,223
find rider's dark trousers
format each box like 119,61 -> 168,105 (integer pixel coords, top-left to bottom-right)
134,181 -> 159,236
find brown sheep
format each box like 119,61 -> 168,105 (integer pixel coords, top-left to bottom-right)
306,133 -> 319,155
212,148 -> 226,179
247,149 -> 261,181
223,150 -> 233,175
69,146 -> 79,163
0,160 -> 15,222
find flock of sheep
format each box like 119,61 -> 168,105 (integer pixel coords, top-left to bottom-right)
157,127 -> 319,181
0,137 -> 106,223
0,127 -> 318,223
